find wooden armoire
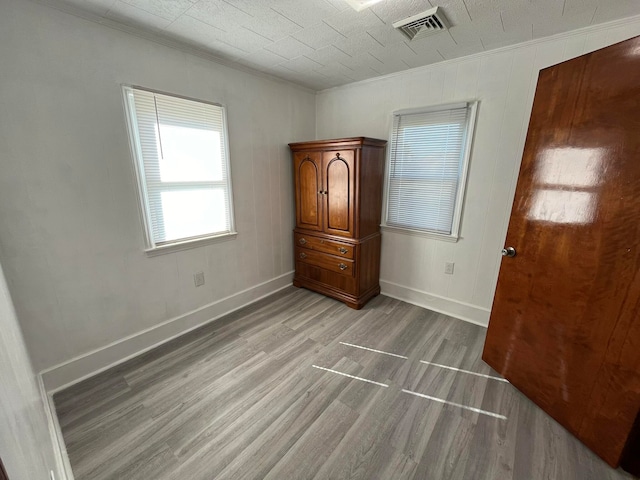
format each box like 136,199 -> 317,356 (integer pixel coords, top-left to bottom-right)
289,137 -> 386,309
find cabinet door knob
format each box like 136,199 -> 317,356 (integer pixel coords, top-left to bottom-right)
338,263 -> 348,271
338,247 -> 348,254
299,238 -> 307,245
299,252 -> 307,259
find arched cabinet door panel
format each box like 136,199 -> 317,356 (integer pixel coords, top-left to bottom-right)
293,152 -> 323,232
323,151 -> 355,238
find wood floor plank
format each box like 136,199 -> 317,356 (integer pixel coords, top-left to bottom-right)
263,400 -> 360,480
53,288 -> 636,480
413,409 -> 476,480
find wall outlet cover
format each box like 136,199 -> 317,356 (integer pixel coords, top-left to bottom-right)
445,262 -> 455,275
194,272 -> 205,287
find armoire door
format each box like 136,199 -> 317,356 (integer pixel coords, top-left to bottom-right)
322,150 -> 355,238
482,36 -> 640,468
293,152 -> 323,232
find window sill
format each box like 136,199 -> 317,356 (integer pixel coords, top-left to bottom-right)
144,232 -> 238,257
381,225 -> 460,243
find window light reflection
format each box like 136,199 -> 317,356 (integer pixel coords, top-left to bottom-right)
527,190 -> 596,225
536,147 -> 604,187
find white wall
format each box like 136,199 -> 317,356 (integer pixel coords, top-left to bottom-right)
0,0 -> 315,388
0,261 -> 62,480
316,17 -> 640,325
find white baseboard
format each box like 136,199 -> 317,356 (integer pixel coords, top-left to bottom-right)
380,280 -> 491,328
37,375 -> 74,480
41,272 -> 294,393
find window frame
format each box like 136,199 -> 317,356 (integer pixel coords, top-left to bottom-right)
381,101 -> 478,242
122,85 -> 237,256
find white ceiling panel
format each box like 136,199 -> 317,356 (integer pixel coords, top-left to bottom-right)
243,8 -> 302,42
433,0 -> 472,24
305,45 -> 353,65
119,0 -> 193,20
346,66 -> 383,80
165,13 -> 224,43
237,49 -> 288,68
214,27 -> 275,54
534,6 -> 598,37
370,42 -> 419,65
366,24 -> 409,46
165,14 -> 247,58
186,0 -> 254,31
51,0 -> 640,90
480,26 -> 533,50
447,24 -> 484,48
369,0 -> 435,24
314,61 -> 354,79
292,22 -> 346,49
265,36 -> 315,59
337,53 -> 384,71
592,0 -> 640,23
323,0 -> 352,12
106,0 -> 172,29
323,7 -> 385,35
333,30 -> 384,56
271,0 -> 341,27
278,55 -> 325,74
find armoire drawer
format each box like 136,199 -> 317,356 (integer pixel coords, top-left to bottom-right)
294,233 -> 354,259
295,247 -> 355,276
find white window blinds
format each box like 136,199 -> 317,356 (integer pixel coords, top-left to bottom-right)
123,87 -> 235,250
385,102 -> 476,238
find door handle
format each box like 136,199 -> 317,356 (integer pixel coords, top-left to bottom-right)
501,247 -> 516,257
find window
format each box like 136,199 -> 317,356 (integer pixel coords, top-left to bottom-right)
123,86 -> 236,254
383,101 -> 477,240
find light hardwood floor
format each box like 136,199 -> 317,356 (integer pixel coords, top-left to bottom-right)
54,287 -> 635,480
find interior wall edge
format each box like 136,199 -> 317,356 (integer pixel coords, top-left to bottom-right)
380,279 -> 491,327
41,272 -> 294,393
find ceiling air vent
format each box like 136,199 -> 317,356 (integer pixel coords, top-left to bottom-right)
393,7 -> 450,41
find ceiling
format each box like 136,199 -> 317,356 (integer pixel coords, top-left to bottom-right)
50,0 -> 639,90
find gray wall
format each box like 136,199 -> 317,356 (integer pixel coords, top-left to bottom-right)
0,260 -> 60,479
0,0 -> 316,379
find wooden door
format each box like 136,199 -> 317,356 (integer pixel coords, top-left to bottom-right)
322,150 -> 355,238
294,152 -> 323,232
483,36 -> 640,468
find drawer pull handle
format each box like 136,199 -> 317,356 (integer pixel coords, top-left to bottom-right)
299,238 -> 307,245
339,263 -> 348,271
338,247 -> 348,254
299,252 -> 307,259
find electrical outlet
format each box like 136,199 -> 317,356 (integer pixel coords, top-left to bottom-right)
193,271 -> 205,287
444,262 -> 455,275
